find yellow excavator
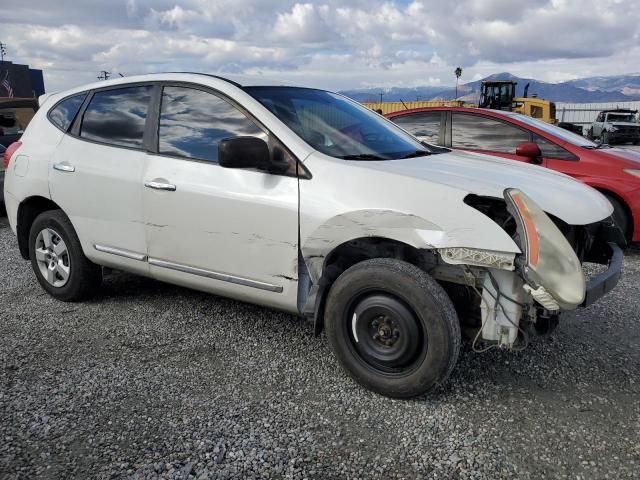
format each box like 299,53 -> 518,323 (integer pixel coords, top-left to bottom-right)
478,80 -> 557,124
364,80 -> 558,125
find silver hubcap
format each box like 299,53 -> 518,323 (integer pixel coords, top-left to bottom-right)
35,228 -> 70,287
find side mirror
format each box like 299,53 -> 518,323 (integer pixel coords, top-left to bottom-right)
219,136 -> 290,173
515,142 -> 542,164
219,136 -> 270,170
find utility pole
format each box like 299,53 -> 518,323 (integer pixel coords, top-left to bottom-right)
378,92 -> 384,103
0,42 -> 6,64
97,70 -> 111,81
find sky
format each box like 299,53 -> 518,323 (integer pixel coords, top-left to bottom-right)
1,0 -> 639,93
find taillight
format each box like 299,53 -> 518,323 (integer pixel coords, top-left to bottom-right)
3,141 -> 22,169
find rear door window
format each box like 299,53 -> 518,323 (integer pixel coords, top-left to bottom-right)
158,86 -> 265,163
49,93 -> 86,131
392,112 -> 443,145
80,85 -> 152,148
451,112 -> 530,153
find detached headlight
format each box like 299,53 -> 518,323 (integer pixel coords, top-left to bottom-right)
504,189 -> 585,310
624,169 -> 640,178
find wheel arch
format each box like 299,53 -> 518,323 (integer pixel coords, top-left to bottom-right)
591,186 -> 634,240
302,235 -> 437,336
17,196 -> 63,259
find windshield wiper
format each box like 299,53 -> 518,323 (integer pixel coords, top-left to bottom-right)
340,153 -> 386,160
400,150 -> 432,159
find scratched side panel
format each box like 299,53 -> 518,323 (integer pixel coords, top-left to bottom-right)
299,152 -> 520,282
143,154 -> 300,312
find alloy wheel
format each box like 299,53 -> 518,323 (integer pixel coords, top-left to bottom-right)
34,228 -> 71,287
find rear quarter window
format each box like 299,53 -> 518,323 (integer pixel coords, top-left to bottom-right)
48,93 -> 87,131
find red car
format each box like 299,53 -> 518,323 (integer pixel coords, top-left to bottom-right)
386,107 -> 640,242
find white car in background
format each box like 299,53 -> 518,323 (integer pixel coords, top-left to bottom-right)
2,73 -> 623,398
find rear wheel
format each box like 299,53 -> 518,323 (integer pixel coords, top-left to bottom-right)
325,258 -> 460,398
28,210 -> 102,301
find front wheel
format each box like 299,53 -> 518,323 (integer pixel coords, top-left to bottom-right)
604,194 -> 631,243
325,258 -> 461,398
28,210 -> 102,301
602,131 -> 610,145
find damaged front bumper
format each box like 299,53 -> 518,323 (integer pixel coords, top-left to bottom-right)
582,242 -> 623,307
445,218 -> 625,349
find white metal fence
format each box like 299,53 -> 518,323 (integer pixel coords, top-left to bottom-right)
556,101 -> 640,128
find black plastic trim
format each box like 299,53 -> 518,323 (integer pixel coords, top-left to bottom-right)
582,242 -> 623,307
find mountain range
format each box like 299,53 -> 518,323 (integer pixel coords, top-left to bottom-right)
341,72 -> 640,104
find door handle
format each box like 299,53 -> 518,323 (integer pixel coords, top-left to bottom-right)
144,181 -> 176,191
53,163 -> 75,172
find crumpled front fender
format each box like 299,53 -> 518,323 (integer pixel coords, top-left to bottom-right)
301,209 -> 445,282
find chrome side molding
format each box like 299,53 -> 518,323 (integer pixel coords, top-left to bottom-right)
94,244 -> 147,261
93,245 -> 283,293
148,258 -> 284,293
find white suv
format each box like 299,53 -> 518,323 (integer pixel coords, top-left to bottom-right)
3,73 -> 623,397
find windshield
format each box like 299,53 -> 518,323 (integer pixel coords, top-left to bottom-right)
506,112 -> 598,147
607,113 -> 637,122
245,86 -> 429,160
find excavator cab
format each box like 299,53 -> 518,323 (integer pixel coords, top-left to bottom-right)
479,81 -> 517,111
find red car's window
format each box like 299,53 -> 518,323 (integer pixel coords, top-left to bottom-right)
451,112 -> 530,154
533,134 -> 578,161
392,111 -> 443,145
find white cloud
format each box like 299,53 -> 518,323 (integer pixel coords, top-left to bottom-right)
274,3 -> 334,44
0,0 -> 639,92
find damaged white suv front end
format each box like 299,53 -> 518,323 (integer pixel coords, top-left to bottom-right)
441,188 -> 621,350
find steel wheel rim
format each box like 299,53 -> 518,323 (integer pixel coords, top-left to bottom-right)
348,293 -> 426,375
34,228 -> 71,288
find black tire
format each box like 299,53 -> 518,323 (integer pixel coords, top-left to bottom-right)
28,210 -> 102,301
602,131 -> 610,145
604,194 -> 631,242
325,258 -> 461,398
587,128 -> 594,140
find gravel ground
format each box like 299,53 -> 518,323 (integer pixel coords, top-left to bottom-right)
0,212 -> 639,480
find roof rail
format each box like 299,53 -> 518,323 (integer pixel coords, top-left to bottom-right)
164,72 -> 243,88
